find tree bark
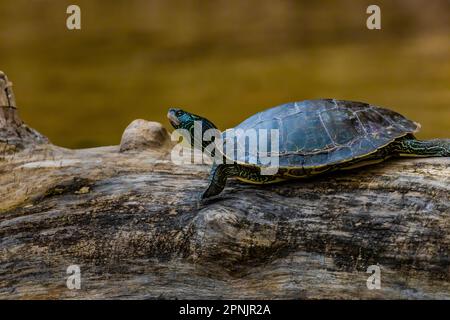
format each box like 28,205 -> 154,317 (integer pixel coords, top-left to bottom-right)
0,71 -> 449,299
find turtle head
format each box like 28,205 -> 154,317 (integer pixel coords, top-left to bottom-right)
167,108 -> 193,130
167,108 -> 219,150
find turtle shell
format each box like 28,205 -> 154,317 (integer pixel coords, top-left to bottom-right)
221,99 -> 420,168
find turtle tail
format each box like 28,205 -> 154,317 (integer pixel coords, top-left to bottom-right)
394,138 -> 450,157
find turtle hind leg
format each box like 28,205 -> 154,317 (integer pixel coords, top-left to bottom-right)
394,137 -> 450,157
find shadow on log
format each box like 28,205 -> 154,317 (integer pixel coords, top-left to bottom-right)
0,71 -> 449,299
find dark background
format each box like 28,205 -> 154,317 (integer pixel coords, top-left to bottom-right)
0,0 -> 448,148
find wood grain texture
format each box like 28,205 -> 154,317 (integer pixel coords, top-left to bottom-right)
0,72 -> 449,299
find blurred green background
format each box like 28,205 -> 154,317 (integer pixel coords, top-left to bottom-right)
0,0 -> 449,148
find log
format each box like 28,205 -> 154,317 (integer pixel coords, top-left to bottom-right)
0,71 -> 449,299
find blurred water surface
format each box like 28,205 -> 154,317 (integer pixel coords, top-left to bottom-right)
0,0 -> 449,147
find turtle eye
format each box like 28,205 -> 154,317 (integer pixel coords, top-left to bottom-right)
175,110 -> 183,117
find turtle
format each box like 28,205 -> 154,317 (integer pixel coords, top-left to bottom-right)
167,99 -> 450,199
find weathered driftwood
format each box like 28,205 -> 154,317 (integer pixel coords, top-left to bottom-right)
0,72 -> 449,299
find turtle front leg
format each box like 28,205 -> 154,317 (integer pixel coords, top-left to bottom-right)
202,164 -> 238,199
202,164 -> 282,199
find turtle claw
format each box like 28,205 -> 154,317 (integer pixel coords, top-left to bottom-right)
198,187 -> 223,204
200,186 -> 219,200
194,191 -> 212,208
199,192 -> 212,203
